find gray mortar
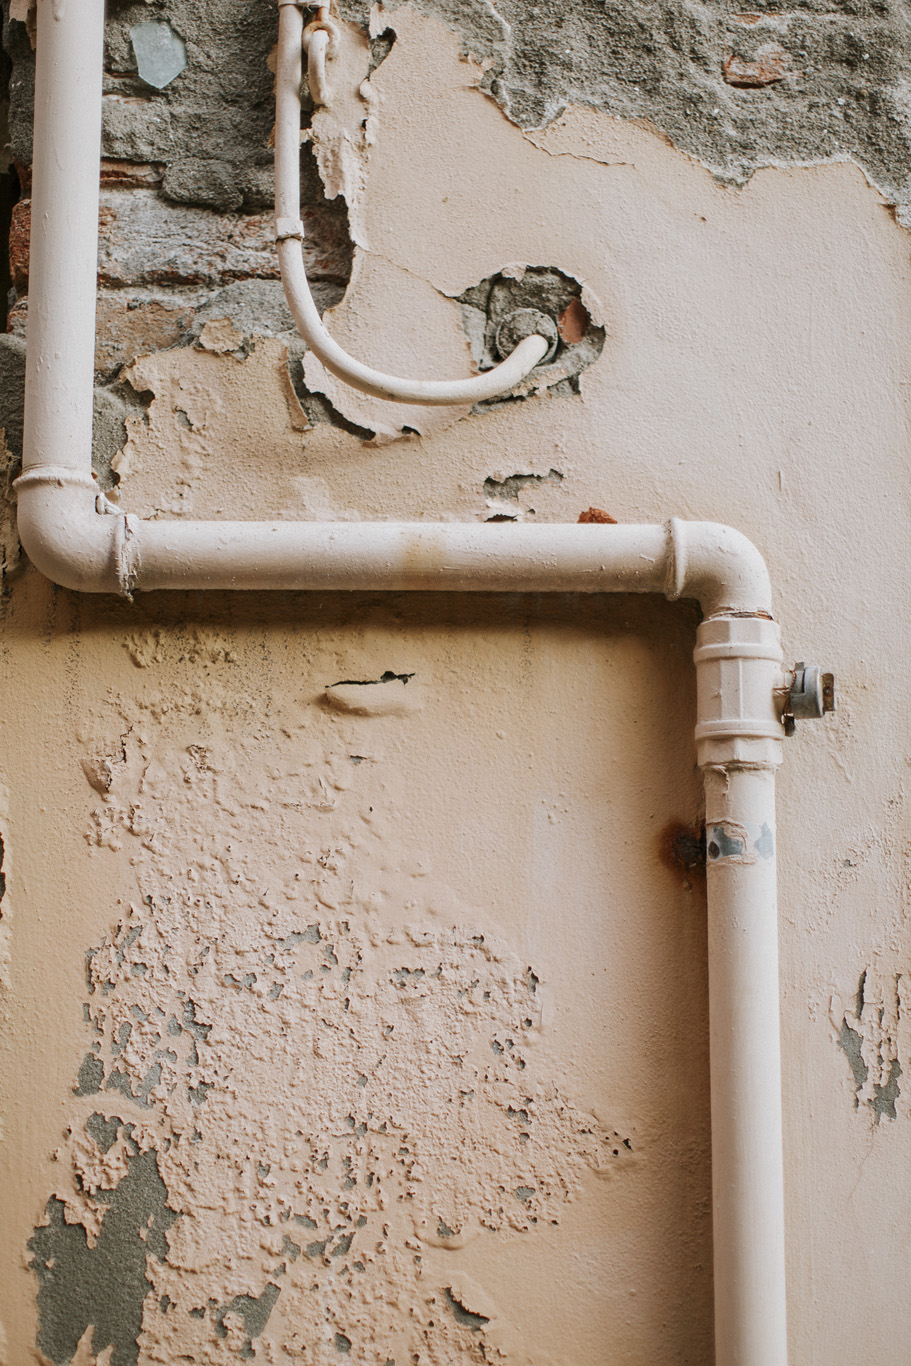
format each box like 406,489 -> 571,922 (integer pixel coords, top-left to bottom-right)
5,0 -> 347,216
5,0 -> 278,209
2,0 -> 352,291
28,1146 -> 178,1366
2,0 -> 355,450
340,0 -> 911,219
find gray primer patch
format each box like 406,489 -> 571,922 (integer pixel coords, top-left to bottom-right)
754,823 -> 775,861
838,1018 -> 869,1101
86,1112 -> 123,1155
483,468 -> 563,502
339,0 -> 911,219
28,1149 -> 178,1366
706,825 -> 746,861
73,1053 -> 105,1098
215,1282 -> 281,1358
872,1057 -> 902,1121
444,1287 -> 490,1331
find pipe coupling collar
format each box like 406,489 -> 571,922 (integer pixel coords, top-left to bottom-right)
13,465 -> 98,494
694,615 -> 785,771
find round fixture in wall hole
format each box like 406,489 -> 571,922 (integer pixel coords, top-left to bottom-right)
494,309 -> 559,364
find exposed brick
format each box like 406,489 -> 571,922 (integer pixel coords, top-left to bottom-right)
95,191 -> 350,292
723,44 -> 795,89
9,198 -> 30,294
5,294 -> 197,381
99,160 -> 166,190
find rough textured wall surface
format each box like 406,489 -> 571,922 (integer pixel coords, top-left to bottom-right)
1,0 -> 911,1362
339,0 -> 911,214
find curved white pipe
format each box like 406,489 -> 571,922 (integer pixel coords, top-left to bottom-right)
304,26 -> 331,106
16,3 -> 790,1361
14,472 -> 770,609
275,0 -> 550,405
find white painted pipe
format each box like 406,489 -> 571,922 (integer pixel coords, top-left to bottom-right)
274,0 -> 550,404
17,4 -> 790,1361
697,617 -> 789,1366
303,24 -> 332,107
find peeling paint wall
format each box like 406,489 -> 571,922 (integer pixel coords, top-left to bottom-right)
1,0 -> 911,1361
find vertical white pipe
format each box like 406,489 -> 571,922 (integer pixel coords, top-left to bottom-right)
23,0 -> 105,476
704,765 -> 787,1365
696,615 -> 788,1365
275,0 -> 305,227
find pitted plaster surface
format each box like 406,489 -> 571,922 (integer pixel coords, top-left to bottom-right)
6,592 -> 708,1362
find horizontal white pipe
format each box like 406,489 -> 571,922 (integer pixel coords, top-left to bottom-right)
18,4 -> 790,1362
275,0 -> 549,405
16,471 -> 771,613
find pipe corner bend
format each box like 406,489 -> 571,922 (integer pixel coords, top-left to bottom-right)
15,469 -> 126,596
669,518 -> 773,619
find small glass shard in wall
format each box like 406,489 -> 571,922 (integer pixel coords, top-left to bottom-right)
130,21 -> 188,91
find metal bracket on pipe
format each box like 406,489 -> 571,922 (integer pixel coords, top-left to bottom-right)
781,661 -> 836,736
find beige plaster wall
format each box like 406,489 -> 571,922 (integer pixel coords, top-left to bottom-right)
1,6 -> 910,1362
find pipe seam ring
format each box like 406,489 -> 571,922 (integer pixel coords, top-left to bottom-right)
664,517 -> 686,601
695,719 -> 785,741
13,466 -> 97,493
694,641 -> 784,663
276,216 -> 305,242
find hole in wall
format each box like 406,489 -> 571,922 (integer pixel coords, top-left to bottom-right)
458,264 -> 606,408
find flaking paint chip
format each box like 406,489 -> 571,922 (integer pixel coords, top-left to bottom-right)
130,21 -> 188,90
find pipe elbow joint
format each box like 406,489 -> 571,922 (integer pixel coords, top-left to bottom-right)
15,467 -> 127,595
668,518 -> 773,619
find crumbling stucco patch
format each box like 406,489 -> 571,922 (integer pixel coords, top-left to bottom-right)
345,0 -> 911,222
33,680 -> 632,1361
831,967 -> 907,1122
482,468 -> 562,522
